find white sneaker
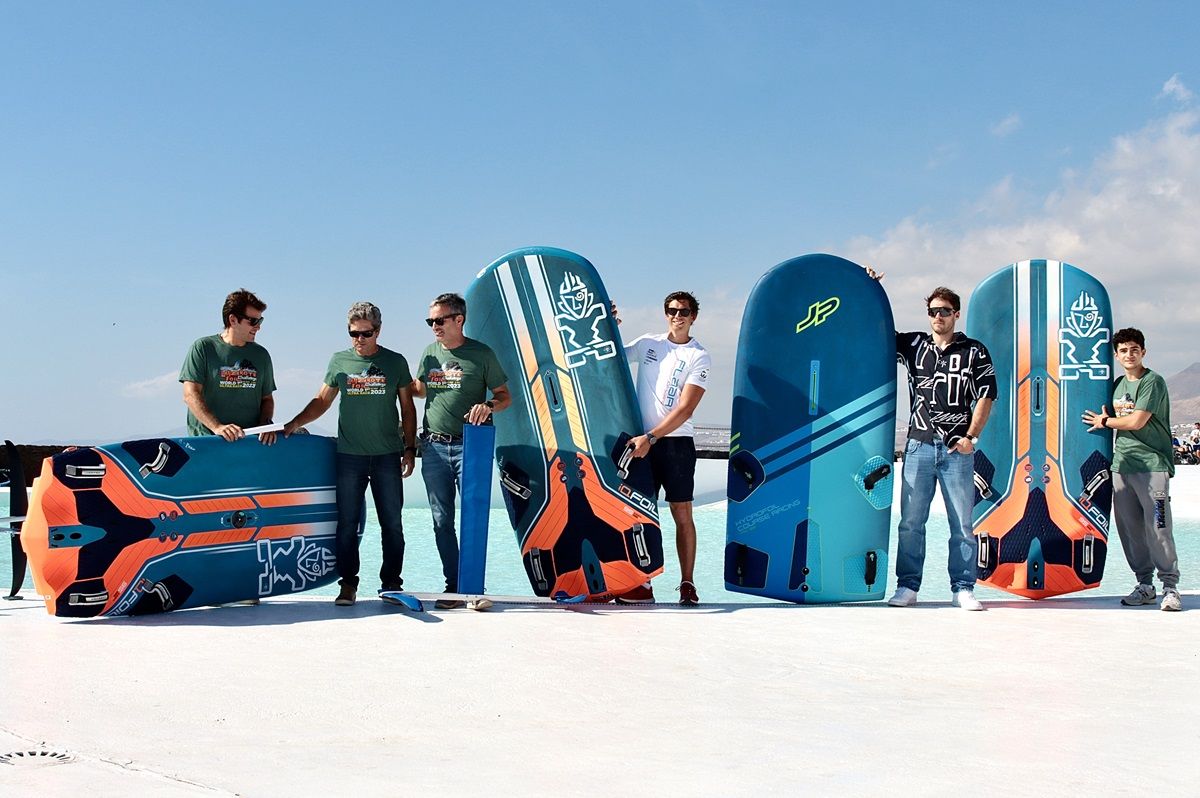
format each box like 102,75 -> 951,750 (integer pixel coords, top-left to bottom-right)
1160,588 -> 1183,612
952,589 -> 985,611
1121,584 -> 1157,606
887,587 -> 918,607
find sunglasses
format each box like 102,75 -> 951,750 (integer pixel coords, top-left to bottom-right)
348,329 -> 376,339
238,314 -> 265,327
927,307 -> 956,318
426,314 -> 462,327
665,307 -> 693,318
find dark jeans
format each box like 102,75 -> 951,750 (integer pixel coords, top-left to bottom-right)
336,451 -> 405,589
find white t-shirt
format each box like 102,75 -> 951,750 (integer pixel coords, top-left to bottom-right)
625,333 -> 711,437
1189,427 -> 1200,445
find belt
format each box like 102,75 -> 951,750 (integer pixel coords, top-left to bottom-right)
423,431 -> 463,444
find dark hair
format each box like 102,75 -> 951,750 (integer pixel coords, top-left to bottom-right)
924,287 -> 960,312
222,289 -> 266,329
430,292 -> 466,317
663,291 -> 699,315
1112,327 -> 1146,351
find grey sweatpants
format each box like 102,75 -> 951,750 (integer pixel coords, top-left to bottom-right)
1112,471 -> 1180,589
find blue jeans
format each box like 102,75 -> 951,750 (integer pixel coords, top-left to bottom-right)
896,439 -> 978,593
420,437 -> 463,591
336,451 -> 406,589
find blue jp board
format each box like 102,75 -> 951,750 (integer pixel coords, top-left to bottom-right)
725,254 -> 896,603
457,422 -> 495,595
967,259 -> 1113,599
465,246 -> 663,599
21,433 -> 355,617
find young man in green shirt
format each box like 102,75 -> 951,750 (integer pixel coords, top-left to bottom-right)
180,289 -> 278,444
411,292 -> 511,608
1082,328 -> 1182,611
284,302 -> 417,606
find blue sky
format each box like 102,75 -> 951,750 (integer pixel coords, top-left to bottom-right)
4,2 -> 1199,442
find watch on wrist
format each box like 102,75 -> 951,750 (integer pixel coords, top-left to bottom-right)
484,400 -> 495,410
404,445 -> 417,453
646,432 -> 657,445
967,435 -> 979,445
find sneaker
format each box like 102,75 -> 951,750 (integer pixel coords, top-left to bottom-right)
1121,584 -> 1157,606
334,584 -> 356,606
677,581 -> 699,606
467,598 -> 494,611
887,587 -> 918,607
434,598 -> 466,610
615,583 -> 655,605
1161,588 -> 1183,612
951,589 -> 985,611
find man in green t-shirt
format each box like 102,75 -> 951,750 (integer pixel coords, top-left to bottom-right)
1082,327 -> 1182,611
180,289 -> 277,444
284,302 -> 417,607
411,292 -> 511,608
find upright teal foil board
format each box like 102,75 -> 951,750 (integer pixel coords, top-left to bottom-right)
465,247 -> 663,599
725,254 -> 896,603
967,259 -> 1112,599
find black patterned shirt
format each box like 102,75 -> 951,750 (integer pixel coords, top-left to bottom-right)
896,331 -> 997,446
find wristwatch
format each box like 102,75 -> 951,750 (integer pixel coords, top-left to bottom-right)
646,432 -> 657,445
484,400 -> 495,410
966,435 -> 979,445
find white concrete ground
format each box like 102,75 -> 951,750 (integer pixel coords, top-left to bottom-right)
2,590 -> 1197,796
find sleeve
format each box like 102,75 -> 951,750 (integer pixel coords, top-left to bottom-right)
395,354 -> 413,389
416,347 -> 431,383
970,343 -> 998,400
179,338 -> 207,384
323,353 -> 342,389
261,350 -> 277,394
624,334 -> 649,362
685,348 -> 712,389
1133,375 -> 1164,414
485,346 -> 508,391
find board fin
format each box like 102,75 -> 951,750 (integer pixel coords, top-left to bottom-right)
4,440 -> 28,601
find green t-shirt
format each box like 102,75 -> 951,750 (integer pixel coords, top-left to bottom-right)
417,338 -> 507,436
179,335 -> 277,436
1112,369 -> 1173,476
324,347 -> 413,455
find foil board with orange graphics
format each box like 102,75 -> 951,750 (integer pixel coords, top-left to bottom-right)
968,259 -> 1113,598
465,246 -> 663,600
20,433 -> 353,616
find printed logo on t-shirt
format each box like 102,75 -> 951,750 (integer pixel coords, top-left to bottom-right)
219,360 -> 259,390
1114,391 -> 1136,418
644,349 -> 659,364
346,364 -> 387,396
427,360 -> 464,391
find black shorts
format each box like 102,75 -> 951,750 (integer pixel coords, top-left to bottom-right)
648,436 -> 697,504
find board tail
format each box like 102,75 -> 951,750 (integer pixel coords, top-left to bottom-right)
4,440 -> 29,600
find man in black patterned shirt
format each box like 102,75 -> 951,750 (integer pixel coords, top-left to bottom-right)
869,277 -> 997,611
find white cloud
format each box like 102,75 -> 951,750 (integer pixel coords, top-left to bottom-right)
1159,73 -> 1193,104
843,108 -> 1200,374
120,370 -> 178,399
990,113 -> 1022,137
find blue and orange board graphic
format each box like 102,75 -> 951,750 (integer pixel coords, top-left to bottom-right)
465,246 -> 663,599
725,254 -> 896,603
968,259 -> 1113,599
21,434 -> 350,616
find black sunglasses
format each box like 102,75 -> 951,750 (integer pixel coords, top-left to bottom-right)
348,329 -> 376,339
665,307 -> 693,318
238,314 -> 265,327
927,307 -> 955,318
426,314 -> 462,327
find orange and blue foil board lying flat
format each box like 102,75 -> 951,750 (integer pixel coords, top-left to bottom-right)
968,259 -> 1113,599
20,434 -> 352,617
725,254 -> 897,603
465,246 -> 663,600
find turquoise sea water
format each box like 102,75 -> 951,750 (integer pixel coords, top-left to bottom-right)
2,493 -> 1196,605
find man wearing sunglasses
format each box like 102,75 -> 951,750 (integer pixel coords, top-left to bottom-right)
619,291 -> 711,606
180,288 -> 277,445
283,302 -> 417,607
872,276 -> 996,611
411,292 -> 511,608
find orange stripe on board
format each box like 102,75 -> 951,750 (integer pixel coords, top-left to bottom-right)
181,496 -> 256,514
1015,382 -> 1031,459
1045,379 -> 1061,460
97,452 -> 181,519
523,468 -> 570,552
557,372 -> 587,450
519,328 -> 539,383
528,378 -> 559,458
253,492 -> 332,508
1042,460 -> 1106,542
975,457 -> 1032,541
103,538 -> 180,612
183,528 -> 256,548
254,524 -> 322,541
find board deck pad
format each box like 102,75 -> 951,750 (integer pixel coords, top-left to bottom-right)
725,254 -> 896,603
465,246 -> 663,600
21,434 -> 353,617
968,259 -> 1112,598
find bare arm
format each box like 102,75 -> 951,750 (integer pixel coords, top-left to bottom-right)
409,378 -> 426,399
183,381 -> 244,442
283,385 -> 338,436
952,397 -> 994,454
1082,405 -> 1153,432
398,383 -> 417,477
257,395 -> 277,445
467,383 -> 513,425
630,384 -> 706,458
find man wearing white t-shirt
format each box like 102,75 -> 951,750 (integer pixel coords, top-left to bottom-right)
620,291 -> 711,606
